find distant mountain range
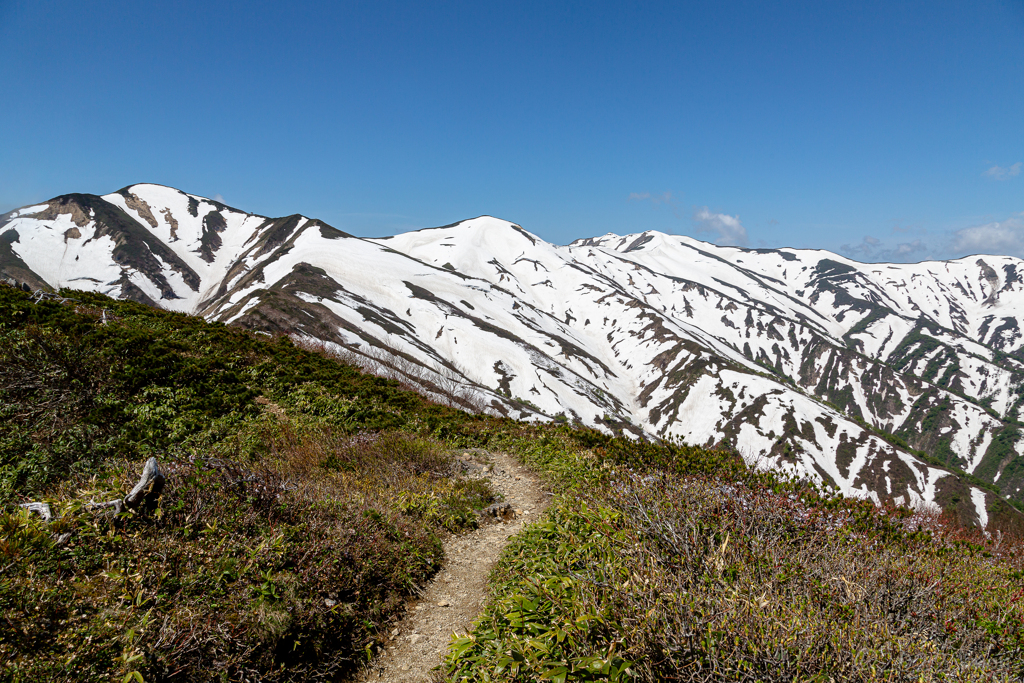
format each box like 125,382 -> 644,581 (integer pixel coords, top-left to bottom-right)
4,183 -> 1023,529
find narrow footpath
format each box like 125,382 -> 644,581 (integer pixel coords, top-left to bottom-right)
356,449 -> 551,683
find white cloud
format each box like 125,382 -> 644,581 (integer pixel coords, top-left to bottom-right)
628,193 -> 749,245
837,214 -> 1024,262
213,193 -> 225,203
893,240 -> 926,257
839,235 -> 928,262
693,207 -> 748,246
950,213 -> 1024,257
629,190 -> 686,223
983,162 -> 1022,181
628,191 -> 674,205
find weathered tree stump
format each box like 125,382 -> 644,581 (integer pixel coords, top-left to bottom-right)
88,457 -> 165,515
18,458 -> 165,526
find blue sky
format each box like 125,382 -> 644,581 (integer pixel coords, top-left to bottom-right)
1,0 -> 1021,260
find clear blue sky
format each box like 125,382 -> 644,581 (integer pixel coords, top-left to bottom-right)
1,0 -> 1022,260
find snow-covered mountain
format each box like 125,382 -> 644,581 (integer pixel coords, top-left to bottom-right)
4,183 -> 1023,530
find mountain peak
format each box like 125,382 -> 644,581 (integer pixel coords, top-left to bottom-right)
3,185 -> 1024,527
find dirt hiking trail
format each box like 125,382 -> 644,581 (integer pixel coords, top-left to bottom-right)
357,449 -> 551,682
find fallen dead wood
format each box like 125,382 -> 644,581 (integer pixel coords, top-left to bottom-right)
17,501 -> 53,522
18,457 -> 165,523
88,456 -> 165,515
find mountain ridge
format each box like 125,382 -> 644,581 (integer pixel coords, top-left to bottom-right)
3,183 -> 1023,530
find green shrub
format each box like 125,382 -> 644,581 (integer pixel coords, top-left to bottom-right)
447,437 -> 1024,682
0,285 -> 500,680
1,431 -> 495,681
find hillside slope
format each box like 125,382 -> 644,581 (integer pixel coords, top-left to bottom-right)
3,284 -> 1021,681
3,183 -> 1023,526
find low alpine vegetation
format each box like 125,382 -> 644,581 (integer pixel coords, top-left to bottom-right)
0,285 -> 495,681
445,432 -> 1024,682
2,283 -> 1023,682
